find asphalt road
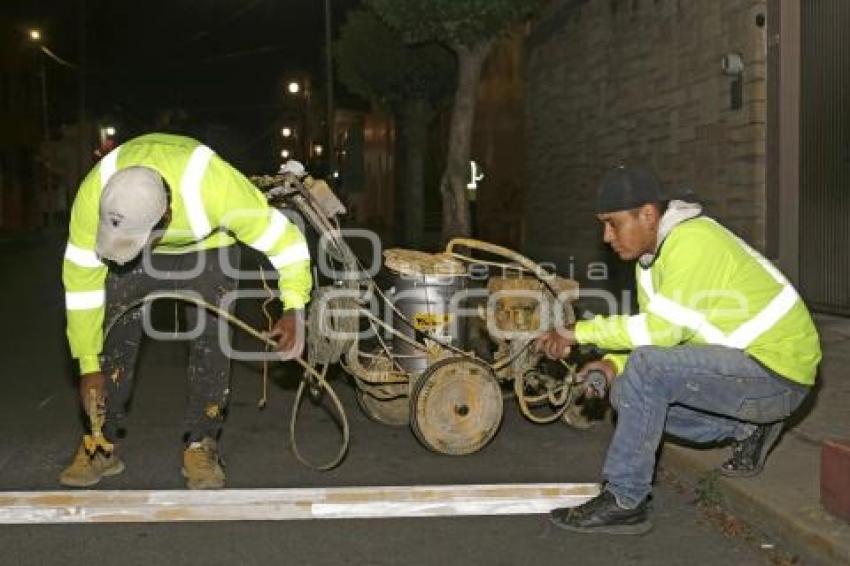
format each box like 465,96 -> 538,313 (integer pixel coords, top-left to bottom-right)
0,238 -> 776,565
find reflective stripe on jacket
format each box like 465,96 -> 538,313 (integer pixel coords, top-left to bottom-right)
575,217 -> 821,385
63,133 -> 312,374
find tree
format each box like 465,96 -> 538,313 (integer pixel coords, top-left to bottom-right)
365,0 -> 545,241
336,9 -> 455,245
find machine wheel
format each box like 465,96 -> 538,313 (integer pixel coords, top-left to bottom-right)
355,389 -> 409,427
410,357 -> 503,455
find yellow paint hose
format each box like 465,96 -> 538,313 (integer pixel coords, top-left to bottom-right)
103,291 -> 349,471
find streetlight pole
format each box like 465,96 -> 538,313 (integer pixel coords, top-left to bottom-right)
29,29 -> 51,229
28,30 -> 49,143
77,0 -> 88,189
32,40 -> 50,145
324,0 -> 335,173
28,26 -> 85,227
39,61 -> 49,142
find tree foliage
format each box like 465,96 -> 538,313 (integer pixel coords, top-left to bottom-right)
362,0 -> 547,240
335,8 -> 455,110
364,0 -> 544,48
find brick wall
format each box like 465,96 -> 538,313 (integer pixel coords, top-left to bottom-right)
524,0 -> 769,289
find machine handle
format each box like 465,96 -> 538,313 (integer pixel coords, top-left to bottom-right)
445,238 -> 556,281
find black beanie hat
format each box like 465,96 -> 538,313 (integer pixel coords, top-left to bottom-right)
596,166 -> 668,214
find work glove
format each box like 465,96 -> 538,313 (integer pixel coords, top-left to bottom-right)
269,309 -> 305,360
79,371 -> 106,414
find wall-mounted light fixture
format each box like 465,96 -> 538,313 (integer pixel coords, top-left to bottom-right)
721,52 -> 745,77
721,52 -> 745,111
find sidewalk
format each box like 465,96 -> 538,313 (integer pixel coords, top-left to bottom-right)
661,314 -> 850,565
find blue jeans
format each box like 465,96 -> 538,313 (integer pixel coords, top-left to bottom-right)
603,345 -> 810,508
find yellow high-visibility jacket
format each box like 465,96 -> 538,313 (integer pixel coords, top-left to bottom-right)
63,133 -> 312,374
575,215 -> 821,385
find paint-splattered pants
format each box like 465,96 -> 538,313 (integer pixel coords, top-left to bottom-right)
100,246 -> 241,443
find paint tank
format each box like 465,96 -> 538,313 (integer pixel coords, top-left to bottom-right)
384,273 -> 469,376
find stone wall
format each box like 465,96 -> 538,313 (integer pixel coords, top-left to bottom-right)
524,0 -> 769,289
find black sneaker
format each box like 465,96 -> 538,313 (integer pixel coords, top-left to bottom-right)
549,490 -> 652,535
719,421 -> 784,478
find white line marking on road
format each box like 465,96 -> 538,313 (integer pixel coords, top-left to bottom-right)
0,483 -> 600,524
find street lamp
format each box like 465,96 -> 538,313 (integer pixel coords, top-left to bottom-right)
104,126 -> 116,137
26,27 -> 86,224
285,76 -> 313,161
281,149 -> 290,159
313,144 -> 323,157
281,126 -> 292,138
29,28 -> 47,123
27,29 -> 49,140
28,28 -> 51,229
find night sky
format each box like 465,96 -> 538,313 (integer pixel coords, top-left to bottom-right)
3,0 -> 362,171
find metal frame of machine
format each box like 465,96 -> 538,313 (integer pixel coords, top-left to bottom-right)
253,170 -> 591,457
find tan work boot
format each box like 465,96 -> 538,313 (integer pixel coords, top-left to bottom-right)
59,441 -> 125,487
182,437 -> 225,489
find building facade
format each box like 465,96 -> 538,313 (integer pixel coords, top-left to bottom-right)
523,0 -> 769,292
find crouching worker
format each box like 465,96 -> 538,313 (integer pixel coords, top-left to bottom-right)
60,133 -> 312,489
535,166 -> 820,534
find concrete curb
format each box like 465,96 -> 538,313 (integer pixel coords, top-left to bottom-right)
661,439 -> 850,566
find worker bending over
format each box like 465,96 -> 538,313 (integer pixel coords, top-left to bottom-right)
60,133 -> 311,489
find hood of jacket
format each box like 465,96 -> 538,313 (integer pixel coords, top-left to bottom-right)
638,200 -> 703,268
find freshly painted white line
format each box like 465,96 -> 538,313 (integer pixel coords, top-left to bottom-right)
0,483 -> 600,524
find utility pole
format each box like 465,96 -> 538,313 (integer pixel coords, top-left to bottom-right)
324,0 -> 335,174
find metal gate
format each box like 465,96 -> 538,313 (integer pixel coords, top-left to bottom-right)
799,0 -> 850,314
